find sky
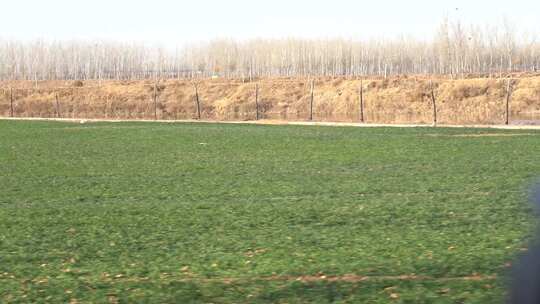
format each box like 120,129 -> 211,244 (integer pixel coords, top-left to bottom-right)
1,0 -> 539,47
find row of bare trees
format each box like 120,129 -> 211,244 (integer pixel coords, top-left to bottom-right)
1,20 -> 539,80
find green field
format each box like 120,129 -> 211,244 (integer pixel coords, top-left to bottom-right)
1,121 -> 540,303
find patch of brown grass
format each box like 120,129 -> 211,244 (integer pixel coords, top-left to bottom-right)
1,76 -> 539,124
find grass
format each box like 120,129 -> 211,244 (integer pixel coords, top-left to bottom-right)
4,76 -> 540,125
1,120 -> 540,303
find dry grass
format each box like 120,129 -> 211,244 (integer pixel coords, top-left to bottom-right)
1,76 -> 539,124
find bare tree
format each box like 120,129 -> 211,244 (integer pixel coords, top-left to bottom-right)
0,19 -> 538,80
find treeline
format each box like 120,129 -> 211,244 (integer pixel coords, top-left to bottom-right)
1,20 -> 539,80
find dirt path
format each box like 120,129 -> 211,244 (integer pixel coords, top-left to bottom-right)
83,273 -> 498,285
2,117 -> 540,130
178,274 -> 498,284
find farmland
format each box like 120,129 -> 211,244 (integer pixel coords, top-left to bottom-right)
1,120 -> 540,303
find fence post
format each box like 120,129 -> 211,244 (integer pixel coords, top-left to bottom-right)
194,83 -> 201,120
153,82 -> 158,120
105,95 -> 109,119
505,77 -> 513,125
359,79 -> 365,123
255,83 -> 260,120
309,79 -> 314,121
9,87 -> 14,117
429,80 -> 438,127
55,92 -> 61,118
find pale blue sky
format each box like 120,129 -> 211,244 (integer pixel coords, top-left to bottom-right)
1,0 -> 539,46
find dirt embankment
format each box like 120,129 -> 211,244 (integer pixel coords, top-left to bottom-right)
1,76 -> 539,125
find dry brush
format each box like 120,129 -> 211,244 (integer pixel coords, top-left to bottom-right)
2,76 -> 539,125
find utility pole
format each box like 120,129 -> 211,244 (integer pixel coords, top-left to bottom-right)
9,87 -> 14,117
309,79 -> 314,121
359,79 -> 365,123
194,83 -> 201,120
153,82 -> 158,120
255,84 -> 260,120
505,77 -> 512,125
55,92 -> 61,118
429,80 -> 438,127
